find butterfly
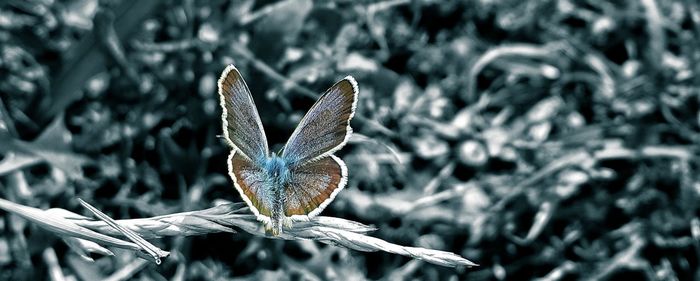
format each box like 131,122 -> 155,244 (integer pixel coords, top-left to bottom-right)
218,64 -> 358,235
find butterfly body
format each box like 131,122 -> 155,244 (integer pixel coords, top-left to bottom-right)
218,64 -> 358,235
259,153 -> 292,234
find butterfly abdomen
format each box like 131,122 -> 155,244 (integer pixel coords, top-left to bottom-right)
261,155 -> 292,234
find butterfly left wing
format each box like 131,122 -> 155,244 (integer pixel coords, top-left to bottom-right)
284,155 -> 347,219
281,77 -> 358,167
228,150 -> 275,223
218,65 -> 269,162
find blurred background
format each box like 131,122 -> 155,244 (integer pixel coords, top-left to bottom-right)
1,0 -> 700,280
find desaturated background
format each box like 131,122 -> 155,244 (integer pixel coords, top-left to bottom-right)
1,0 -> 700,280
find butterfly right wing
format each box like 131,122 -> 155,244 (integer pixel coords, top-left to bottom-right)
280,77 -> 358,167
228,150 -> 274,222
218,64 -> 269,162
283,155 -> 347,219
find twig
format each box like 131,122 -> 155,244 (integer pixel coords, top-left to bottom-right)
466,42 -> 568,102
507,200 -> 556,245
533,261 -> 577,281
491,144 -> 698,213
367,0 -> 412,14
103,259 -> 150,281
62,236 -> 114,261
386,259 -> 423,280
238,0 -> 291,25
43,247 -> 66,281
0,198 -> 142,251
640,0 -> 665,78
288,226 -> 477,268
79,199 -> 169,264
232,45 -> 319,99
423,161 -> 456,195
350,133 -> 404,164
0,198 -> 478,268
585,234 -> 647,280
131,39 -> 202,53
583,53 -> 616,99
691,218 -> 700,259
490,151 -> 590,212
94,9 -> 143,93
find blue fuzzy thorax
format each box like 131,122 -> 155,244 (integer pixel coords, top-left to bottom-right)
263,152 -> 291,184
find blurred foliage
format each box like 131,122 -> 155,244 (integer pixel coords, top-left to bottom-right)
1,0 -> 700,280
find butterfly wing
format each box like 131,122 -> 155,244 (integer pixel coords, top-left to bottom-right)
228,150 -> 274,222
284,155 -> 347,218
218,65 -> 269,162
281,76 -> 358,166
